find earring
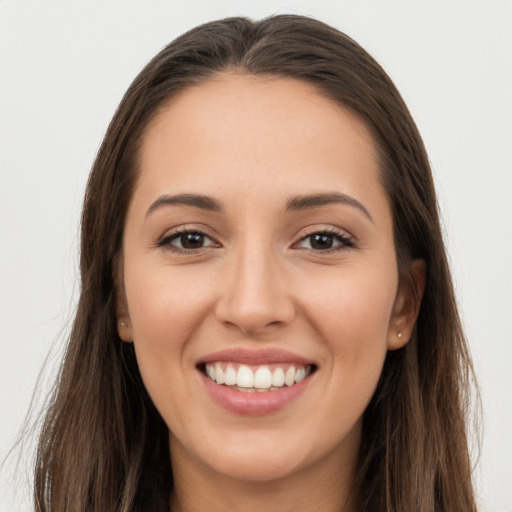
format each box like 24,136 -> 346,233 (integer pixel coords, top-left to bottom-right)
120,321 -> 127,328
397,332 -> 403,339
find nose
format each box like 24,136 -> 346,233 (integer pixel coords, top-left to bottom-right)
214,241 -> 295,335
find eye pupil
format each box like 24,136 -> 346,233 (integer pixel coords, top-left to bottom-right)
310,234 -> 333,250
181,233 -> 204,249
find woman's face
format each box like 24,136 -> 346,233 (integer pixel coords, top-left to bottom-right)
118,74 -> 419,484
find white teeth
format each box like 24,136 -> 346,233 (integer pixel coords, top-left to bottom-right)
224,365 -> 237,386
295,367 -> 306,383
237,365 -> 254,388
284,366 -> 296,386
205,362 -> 312,390
215,362 -> 225,384
271,367 -> 285,387
254,366 -> 272,388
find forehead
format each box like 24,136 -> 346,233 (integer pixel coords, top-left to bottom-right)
135,73 -> 386,212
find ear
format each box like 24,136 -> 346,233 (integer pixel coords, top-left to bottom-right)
387,259 -> 426,350
114,255 -> 134,343
117,295 -> 134,343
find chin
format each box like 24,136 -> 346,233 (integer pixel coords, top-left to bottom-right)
207,448 -> 308,483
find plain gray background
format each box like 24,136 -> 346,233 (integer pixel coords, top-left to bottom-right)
1,1 -> 511,510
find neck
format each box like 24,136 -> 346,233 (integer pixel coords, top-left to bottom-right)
168,429 -> 359,512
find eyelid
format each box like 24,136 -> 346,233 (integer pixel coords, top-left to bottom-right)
293,226 -> 356,252
155,224 -> 356,254
157,225 -> 221,252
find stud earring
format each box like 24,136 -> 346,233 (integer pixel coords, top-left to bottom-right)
120,321 -> 127,328
397,332 -> 403,339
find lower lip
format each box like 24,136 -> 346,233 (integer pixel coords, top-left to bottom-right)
201,372 -> 311,416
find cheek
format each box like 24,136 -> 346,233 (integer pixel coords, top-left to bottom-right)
122,264 -> 215,401
302,262 -> 397,343
125,263 -> 213,343
300,263 -> 397,400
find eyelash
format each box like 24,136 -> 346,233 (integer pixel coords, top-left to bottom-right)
295,228 -> 356,253
157,227 -> 356,254
157,229 -> 219,253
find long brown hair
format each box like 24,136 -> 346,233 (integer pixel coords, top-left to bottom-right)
34,15 -> 478,511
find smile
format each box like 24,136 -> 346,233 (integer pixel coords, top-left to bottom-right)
204,362 -> 313,392
198,349 -> 317,415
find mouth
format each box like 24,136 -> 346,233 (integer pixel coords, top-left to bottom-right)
199,362 -> 317,393
197,349 -> 317,415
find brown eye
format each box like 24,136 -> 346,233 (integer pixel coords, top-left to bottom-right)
297,231 -> 354,251
179,232 -> 206,249
161,230 -> 218,251
310,233 -> 335,250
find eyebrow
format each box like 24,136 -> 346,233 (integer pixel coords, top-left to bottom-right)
145,191 -> 373,223
285,192 -> 374,223
146,193 -> 222,217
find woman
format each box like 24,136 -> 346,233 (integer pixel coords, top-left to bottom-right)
34,15 -> 478,511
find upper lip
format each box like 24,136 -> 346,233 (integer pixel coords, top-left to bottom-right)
198,348 -> 315,366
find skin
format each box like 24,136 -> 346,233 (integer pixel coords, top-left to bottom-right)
117,74 -> 424,512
